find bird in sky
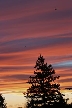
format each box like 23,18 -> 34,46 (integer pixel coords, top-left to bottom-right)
55,8 -> 57,10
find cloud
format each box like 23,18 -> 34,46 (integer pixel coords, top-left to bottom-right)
53,61 -> 72,69
0,66 -> 32,70
1,74 -> 32,80
0,35 -> 72,54
58,78 -> 72,83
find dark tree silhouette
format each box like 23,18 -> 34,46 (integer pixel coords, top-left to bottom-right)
0,94 -> 7,108
25,55 -> 66,108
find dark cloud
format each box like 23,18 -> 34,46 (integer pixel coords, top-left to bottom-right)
0,55 -> 18,61
58,78 -> 72,83
1,74 -> 34,81
0,35 -> 72,53
0,66 -> 33,73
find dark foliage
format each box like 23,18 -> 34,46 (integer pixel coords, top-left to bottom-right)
25,55 -> 66,108
0,94 -> 7,108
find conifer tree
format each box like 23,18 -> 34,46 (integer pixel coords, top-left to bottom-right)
26,55 -> 66,108
0,94 -> 7,108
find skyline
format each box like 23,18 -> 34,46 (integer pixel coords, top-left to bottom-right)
0,0 -> 72,107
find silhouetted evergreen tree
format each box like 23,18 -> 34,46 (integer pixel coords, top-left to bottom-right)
25,55 -> 66,108
0,94 -> 7,108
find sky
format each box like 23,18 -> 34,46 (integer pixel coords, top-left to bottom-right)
0,0 -> 72,107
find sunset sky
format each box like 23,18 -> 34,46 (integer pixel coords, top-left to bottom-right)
0,0 -> 72,107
